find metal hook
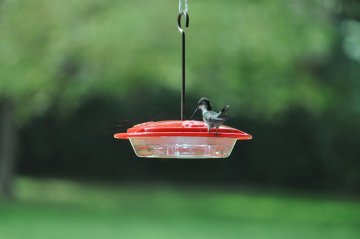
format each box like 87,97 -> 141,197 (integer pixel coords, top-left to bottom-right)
177,11 -> 189,120
177,1 -> 189,120
179,0 -> 189,13
177,11 -> 190,33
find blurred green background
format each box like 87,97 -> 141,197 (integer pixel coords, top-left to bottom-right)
1,0 -> 360,238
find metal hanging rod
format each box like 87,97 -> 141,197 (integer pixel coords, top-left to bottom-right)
177,3 -> 189,120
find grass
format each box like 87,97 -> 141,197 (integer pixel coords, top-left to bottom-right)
0,178 -> 359,239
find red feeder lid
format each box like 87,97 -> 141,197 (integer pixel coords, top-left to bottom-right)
114,120 -> 252,140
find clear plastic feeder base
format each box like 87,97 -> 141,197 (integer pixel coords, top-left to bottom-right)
114,120 -> 252,159
129,136 -> 237,158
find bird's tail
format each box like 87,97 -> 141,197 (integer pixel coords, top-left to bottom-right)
218,105 -> 230,118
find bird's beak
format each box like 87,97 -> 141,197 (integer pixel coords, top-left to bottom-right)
191,107 -> 199,119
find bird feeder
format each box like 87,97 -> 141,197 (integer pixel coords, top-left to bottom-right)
114,0 -> 252,158
115,120 -> 251,158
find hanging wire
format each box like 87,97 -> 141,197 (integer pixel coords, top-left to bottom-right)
177,1 -> 189,120
178,0 -> 189,13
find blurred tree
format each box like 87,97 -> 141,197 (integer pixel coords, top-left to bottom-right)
0,99 -> 17,199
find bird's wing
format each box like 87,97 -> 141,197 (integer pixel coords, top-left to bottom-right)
204,111 -> 226,123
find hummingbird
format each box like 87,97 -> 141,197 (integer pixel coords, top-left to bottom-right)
191,97 -> 230,133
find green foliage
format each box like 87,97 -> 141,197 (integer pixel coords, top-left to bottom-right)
0,0 -> 338,122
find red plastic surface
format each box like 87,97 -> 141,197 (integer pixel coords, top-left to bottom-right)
114,120 -> 252,140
